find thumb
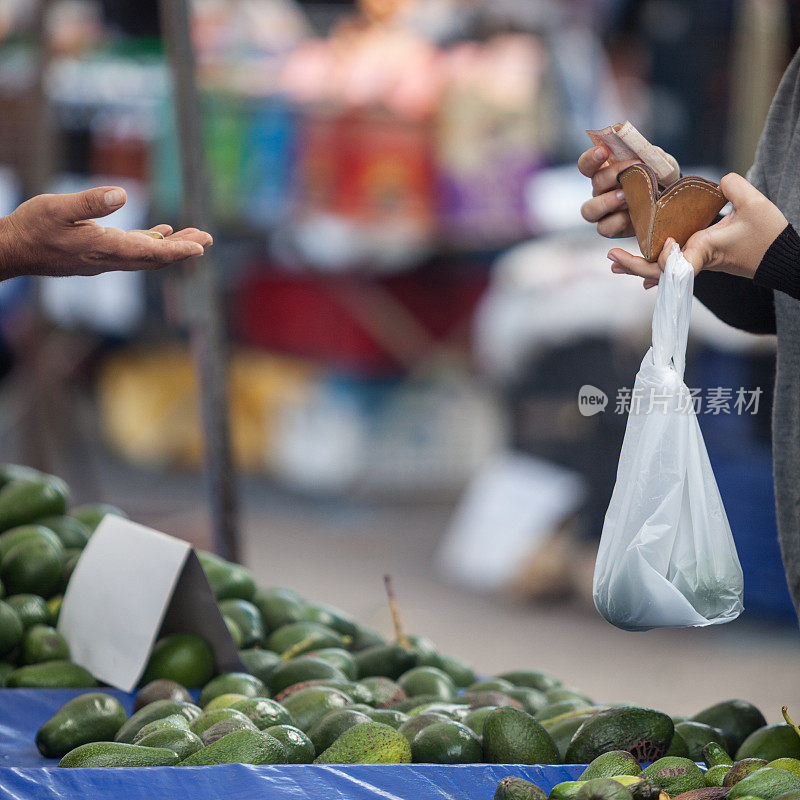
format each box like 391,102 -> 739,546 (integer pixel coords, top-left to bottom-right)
682,228 -> 715,273
718,172 -> 761,209
53,186 -> 127,222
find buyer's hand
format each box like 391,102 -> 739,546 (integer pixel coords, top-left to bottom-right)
577,143 -> 679,240
606,173 -> 788,288
0,186 -> 212,280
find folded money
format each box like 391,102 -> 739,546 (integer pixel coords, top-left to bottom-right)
587,121 -> 681,186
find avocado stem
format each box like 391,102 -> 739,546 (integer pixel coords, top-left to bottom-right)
281,635 -> 318,661
383,574 -> 410,649
782,706 -> 800,740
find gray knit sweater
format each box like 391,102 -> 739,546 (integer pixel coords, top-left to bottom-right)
693,47 -> 800,615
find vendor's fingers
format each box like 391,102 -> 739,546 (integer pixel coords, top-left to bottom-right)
607,247 -> 662,280
596,211 -> 635,238
591,158 -> 639,196
577,146 -> 609,177
167,227 -> 214,248
96,228 -> 205,268
581,190 -> 626,224
150,224 -> 174,237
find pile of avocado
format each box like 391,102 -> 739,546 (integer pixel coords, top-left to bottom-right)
0,464 -> 125,687
4,460 -> 800,792
495,738 -> 800,800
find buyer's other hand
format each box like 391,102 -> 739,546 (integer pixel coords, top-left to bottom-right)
606,173 -> 788,288
0,186 -> 212,280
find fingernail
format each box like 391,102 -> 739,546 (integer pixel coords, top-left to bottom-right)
594,147 -> 607,161
611,265 -> 624,273
616,190 -> 625,201
104,189 -> 125,207
608,254 -> 619,264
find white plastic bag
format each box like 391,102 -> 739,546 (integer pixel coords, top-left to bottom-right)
593,245 -> 744,631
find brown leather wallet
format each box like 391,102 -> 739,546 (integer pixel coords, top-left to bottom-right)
618,164 -> 726,261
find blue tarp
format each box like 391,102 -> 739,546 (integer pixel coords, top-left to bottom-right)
0,689 -> 584,799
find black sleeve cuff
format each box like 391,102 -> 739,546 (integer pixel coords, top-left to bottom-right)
753,223 -> 800,301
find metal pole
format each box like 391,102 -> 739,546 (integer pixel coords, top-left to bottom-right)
158,0 -> 240,561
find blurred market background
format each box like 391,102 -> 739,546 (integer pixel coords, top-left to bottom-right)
0,0 -> 798,714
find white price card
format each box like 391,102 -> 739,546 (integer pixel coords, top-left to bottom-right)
58,516 -> 242,691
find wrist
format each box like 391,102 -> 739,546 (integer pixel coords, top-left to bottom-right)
753,224 -> 800,300
0,213 -> 26,280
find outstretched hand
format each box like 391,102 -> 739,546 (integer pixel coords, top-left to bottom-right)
606,173 -> 788,289
0,186 -> 212,280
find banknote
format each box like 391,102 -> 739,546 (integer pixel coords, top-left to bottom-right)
587,121 -> 680,186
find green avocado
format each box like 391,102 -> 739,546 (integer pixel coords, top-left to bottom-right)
218,599 -> 264,649
1,538 -> 62,598
0,479 -> 69,533
237,648 -> 280,684
737,726 -> 800,761
189,708 -> 253,738
314,721 -> 412,764
483,707 -> 561,765
398,666 -> 456,700
417,652 -> 476,688
141,633 -> 215,689
575,778 -> 634,800
357,677 -> 404,709
703,742 -> 735,768
410,719 -> 482,764
198,672 -> 266,707
134,727 -> 203,760
264,724 -> 315,763
364,709 -> 407,729
640,756 -> 705,795
267,657 -> 347,695
354,643 -> 417,680
675,720 -> 729,760
200,716 -> 258,746
21,624 -> 69,664
36,692 -> 128,758
398,712 -> 452,744
724,759 -> 770,786
6,660 -> 97,688
693,701 -> 767,750
728,767 -> 800,800
178,728 -> 287,766
132,714 -> 191,744
549,781 -> 586,800
307,648 -> 357,681
70,503 -> 126,532
114,699 -> 201,743
495,776 -> 548,800
497,670 -> 562,692
280,686 -> 351,732
0,599 -> 23,656
265,622 -> 345,656
197,552 -> 255,602
251,587 -> 307,632
308,709 -> 372,754
230,697 -> 292,729
36,516 -> 90,550
705,766 -> 732,787
303,603 -> 358,637
566,708 -> 674,764
58,742 -> 179,768
580,751 -> 642,780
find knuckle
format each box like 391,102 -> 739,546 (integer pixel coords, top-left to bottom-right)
597,215 -> 622,238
